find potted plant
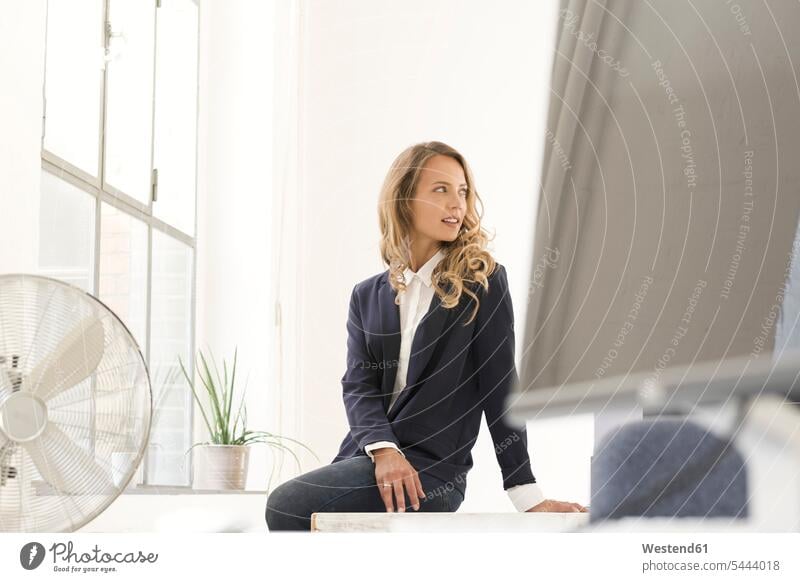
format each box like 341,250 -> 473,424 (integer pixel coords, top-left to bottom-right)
178,347 -> 317,490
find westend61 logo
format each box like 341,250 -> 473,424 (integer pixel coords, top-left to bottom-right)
20,541 -> 159,574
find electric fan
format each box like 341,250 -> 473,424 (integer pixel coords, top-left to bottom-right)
0,274 -> 152,532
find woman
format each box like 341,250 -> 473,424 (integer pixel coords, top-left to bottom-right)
265,141 -> 587,531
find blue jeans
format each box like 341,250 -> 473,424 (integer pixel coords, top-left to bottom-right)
265,455 -> 465,531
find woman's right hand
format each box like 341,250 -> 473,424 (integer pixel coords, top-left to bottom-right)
526,499 -> 588,513
373,448 -> 426,512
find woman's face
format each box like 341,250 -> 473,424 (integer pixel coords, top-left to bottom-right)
409,155 -> 468,245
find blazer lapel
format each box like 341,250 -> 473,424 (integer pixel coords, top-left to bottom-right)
379,273 -> 452,418
378,273 -> 401,411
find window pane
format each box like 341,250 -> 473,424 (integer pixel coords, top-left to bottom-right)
38,169 -> 96,291
147,230 -> 193,485
153,0 -> 198,236
99,203 -> 148,353
43,0 -> 104,176
104,0 -> 156,203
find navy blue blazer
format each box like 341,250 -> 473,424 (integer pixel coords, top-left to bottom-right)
332,262 -> 537,497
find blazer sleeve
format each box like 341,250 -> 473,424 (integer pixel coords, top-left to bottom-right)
473,264 -> 537,490
341,284 -> 400,453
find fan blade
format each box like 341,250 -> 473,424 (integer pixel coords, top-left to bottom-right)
0,438 -> 15,486
27,315 -> 105,402
0,435 -> 9,477
22,424 -> 112,495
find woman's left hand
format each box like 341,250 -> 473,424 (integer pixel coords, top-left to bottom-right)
526,499 -> 588,513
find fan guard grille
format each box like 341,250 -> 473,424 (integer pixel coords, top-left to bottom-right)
0,274 -> 151,532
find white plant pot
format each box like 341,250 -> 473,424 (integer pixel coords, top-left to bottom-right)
192,445 -> 250,490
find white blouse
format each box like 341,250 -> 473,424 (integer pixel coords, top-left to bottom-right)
363,248 -> 545,512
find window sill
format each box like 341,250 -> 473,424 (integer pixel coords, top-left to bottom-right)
120,485 -> 268,495
31,480 -> 267,496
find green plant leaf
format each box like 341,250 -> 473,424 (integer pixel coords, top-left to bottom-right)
180,348 -> 318,467
243,430 -> 320,461
198,351 -> 226,443
263,440 -> 302,472
228,347 -> 238,429
178,356 -> 214,439
214,347 -> 234,444
209,347 -> 229,443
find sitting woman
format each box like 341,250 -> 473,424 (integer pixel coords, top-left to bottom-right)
266,140 -> 587,531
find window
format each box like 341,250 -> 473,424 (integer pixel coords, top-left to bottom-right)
40,0 -> 199,486
38,169 -> 96,292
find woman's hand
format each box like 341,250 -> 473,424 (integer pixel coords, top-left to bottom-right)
526,499 -> 588,513
373,448 -> 426,512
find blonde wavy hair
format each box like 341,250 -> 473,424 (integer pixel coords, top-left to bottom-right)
378,141 -> 497,324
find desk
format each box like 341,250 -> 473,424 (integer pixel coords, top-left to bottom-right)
311,512 -> 590,532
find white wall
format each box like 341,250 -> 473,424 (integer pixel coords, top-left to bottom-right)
0,0 -> 45,273
195,0 -> 279,489
194,0 -> 582,505
290,0 -> 589,509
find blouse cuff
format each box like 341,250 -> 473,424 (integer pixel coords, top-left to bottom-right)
506,482 -> 545,512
